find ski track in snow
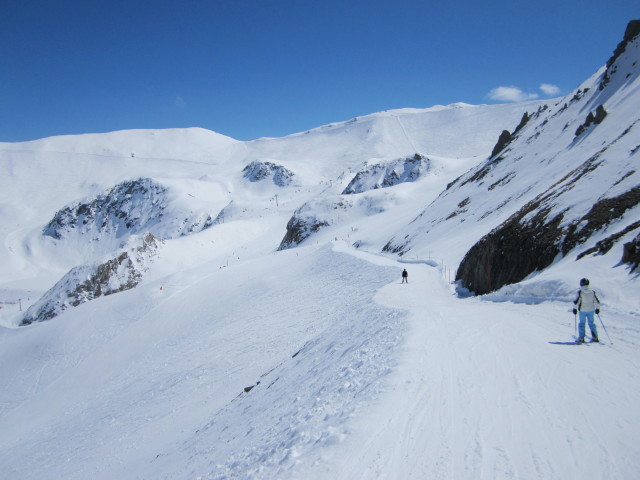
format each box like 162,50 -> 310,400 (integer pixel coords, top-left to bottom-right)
1,58 -> 640,476
297,243 -> 640,480
0,241 -> 638,480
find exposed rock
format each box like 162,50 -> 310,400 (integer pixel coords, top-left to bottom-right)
513,112 -> 531,136
456,186 -> 640,295
242,161 -> 294,187
577,221 -> 640,260
382,238 -> 409,256
561,185 -> 640,254
43,178 -> 213,243
21,233 -> 163,325
599,20 -> 640,90
278,199 -> 353,250
459,154 -> 506,188
342,154 -> 429,194
490,130 -> 512,158
575,105 -> 608,137
44,178 -> 167,240
456,205 -> 564,295
622,232 -> 640,271
605,20 -> 640,69
278,216 -> 329,250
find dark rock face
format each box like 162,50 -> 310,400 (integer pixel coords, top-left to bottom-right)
242,161 -> 294,186
489,112 -> 531,159
575,105 -> 608,137
21,233 -> 163,325
562,186 -> 640,254
600,20 -> 640,90
513,112 -> 531,135
622,233 -> 640,271
456,206 -> 564,295
490,130 -> 512,159
278,199 -> 352,250
577,221 -> 640,261
606,20 -> 640,69
456,186 -> 640,295
278,216 -> 329,250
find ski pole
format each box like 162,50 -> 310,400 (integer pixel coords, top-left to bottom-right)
597,313 -> 613,344
574,313 -> 577,338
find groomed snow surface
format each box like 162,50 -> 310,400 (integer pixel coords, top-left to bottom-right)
0,82 -> 638,478
0,240 -> 638,479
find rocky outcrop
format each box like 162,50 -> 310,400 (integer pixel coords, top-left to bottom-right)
278,216 -> 330,250
601,20 -> 640,89
575,105 -> 607,137
455,205 -> 563,296
490,130 -> 512,159
278,199 -> 352,250
489,110 -> 534,159
488,112 -> 532,159
622,232 -> 640,271
456,185 -> 640,295
342,154 -> 429,194
44,178 -> 168,240
242,161 -> 294,187
577,221 -> 640,261
21,233 -> 163,325
382,22 -> 640,297
43,178 -> 213,243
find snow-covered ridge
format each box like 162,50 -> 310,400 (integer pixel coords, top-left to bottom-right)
0,20 -> 639,480
383,25 -> 640,296
0,127 -> 239,162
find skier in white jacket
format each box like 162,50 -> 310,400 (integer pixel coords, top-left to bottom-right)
573,278 -> 601,343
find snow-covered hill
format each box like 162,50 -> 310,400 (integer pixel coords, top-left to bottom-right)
384,20 -> 640,304
0,20 -> 638,480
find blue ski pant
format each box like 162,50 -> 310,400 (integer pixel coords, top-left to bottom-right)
578,311 -> 598,339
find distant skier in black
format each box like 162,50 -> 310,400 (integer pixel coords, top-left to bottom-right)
573,278 -> 601,343
401,268 -> 408,284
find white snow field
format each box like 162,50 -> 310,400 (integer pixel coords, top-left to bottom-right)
1,28 -> 640,478
0,240 -> 638,479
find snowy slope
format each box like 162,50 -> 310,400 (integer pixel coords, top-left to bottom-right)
0,21 -> 639,480
0,100 -> 543,302
384,26 -> 640,309
0,242 -> 639,479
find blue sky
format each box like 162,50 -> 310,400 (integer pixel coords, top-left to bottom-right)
1,0 -> 638,142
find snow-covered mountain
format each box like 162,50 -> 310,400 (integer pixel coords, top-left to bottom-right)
0,21 -> 639,480
0,96 -> 545,298
383,20 -> 640,299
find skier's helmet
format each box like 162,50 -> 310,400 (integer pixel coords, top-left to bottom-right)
580,278 -> 590,286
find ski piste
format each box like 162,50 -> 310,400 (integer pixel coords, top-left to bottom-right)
548,339 -> 605,346
573,334 -> 604,345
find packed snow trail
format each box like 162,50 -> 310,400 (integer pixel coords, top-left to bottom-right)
0,242 -> 637,479
0,243 -> 407,480
301,243 -> 640,480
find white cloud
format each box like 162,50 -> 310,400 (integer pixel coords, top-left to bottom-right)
487,86 -> 539,102
540,83 -> 561,96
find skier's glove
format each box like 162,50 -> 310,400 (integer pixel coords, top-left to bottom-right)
595,309 -> 600,314
572,309 -> 577,315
